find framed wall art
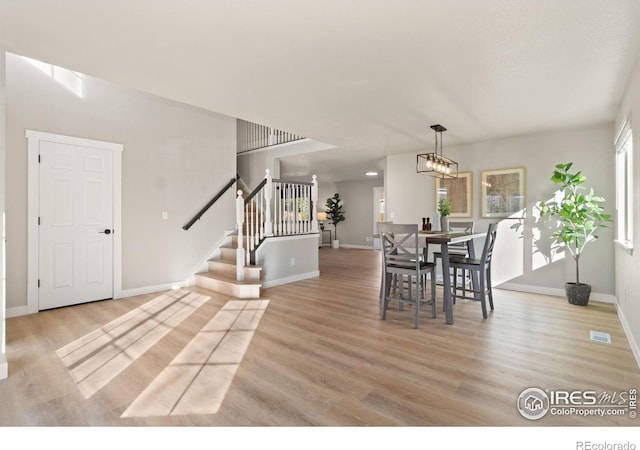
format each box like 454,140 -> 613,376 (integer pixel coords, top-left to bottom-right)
435,171 -> 472,218
481,167 -> 526,218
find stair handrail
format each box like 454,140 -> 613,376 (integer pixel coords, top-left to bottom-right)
244,178 -> 268,204
183,176 -> 238,230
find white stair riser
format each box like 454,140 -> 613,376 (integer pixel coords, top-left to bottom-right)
207,261 -> 262,281
194,275 -> 261,299
219,247 -> 237,261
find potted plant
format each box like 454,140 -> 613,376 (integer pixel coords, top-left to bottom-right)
538,162 -> 612,306
325,193 -> 345,248
437,198 -> 452,231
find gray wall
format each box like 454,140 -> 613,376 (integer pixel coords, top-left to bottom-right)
317,180 -> 338,218
333,179 -> 382,247
614,51 -> 640,365
6,53 -> 237,309
237,139 -> 336,192
386,123 -> 615,298
255,235 -> 319,287
237,149 -> 280,191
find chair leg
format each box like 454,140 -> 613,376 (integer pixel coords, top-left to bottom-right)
398,275 -> 405,311
452,267 -> 458,305
430,268 -> 436,318
453,268 -> 458,304
382,273 -> 392,320
487,266 -> 494,311
405,274 -> 418,329
461,269 -> 468,297
479,271 -> 488,319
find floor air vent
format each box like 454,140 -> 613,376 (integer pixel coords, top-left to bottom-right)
589,330 -> 612,344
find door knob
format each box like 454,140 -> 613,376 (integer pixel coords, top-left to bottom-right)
99,229 -> 112,235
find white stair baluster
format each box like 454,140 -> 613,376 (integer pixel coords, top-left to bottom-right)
257,190 -> 263,243
311,175 -> 318,233
265,169 -> 273,236
245,202 -> 251,263
294,184 -> 298,234
277,182 -> 282,235
236,190 -> 245,281
288,183 -> 293,235
305,186 -> 312,233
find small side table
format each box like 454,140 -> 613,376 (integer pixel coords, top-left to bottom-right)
321,229 -> 332,247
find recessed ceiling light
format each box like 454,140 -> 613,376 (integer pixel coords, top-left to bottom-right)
366,171 -> 378,176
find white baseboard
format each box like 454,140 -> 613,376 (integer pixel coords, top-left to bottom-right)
0,353 -> 7,380
262,270 -> 320,288
5,280 -> 195,318
616,301 -> 640,369
6,305 -> 29,318
338,244 -> 374,250
118,279 -> 193,299
497,282 -> 616,304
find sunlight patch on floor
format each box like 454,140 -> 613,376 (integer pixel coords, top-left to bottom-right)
121,299 -> 269,417
56,289 -> 211,398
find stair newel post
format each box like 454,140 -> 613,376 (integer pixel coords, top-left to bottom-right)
264,169 -> 273,237
236,189 -> 245,281
311,175 -> 318,233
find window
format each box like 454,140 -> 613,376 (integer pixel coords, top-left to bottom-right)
615,117 -> 633,253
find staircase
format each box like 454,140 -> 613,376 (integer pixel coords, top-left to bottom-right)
188,169 -> 319,299
194,233 -> 263,298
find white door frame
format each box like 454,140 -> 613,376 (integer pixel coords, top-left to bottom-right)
26,130 -> 123,313
372,186 -> 384,250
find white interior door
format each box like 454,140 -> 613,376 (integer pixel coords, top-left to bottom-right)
38,140 -> 114,310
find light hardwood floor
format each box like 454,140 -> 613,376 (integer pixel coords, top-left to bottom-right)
1,248 -> 639,426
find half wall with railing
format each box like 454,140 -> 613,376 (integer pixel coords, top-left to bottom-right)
235,170 -> 318,280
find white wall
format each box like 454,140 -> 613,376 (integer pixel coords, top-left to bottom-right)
614,52 -> 640,366
386,123 -> 615,298
0,48 -> 7,379
6,53 -> 237,310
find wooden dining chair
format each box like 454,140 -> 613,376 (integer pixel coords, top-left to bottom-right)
379,223 -> 436,328
432,221 -> 475,298
377,221 -> 394,300
449,222 -> 498,319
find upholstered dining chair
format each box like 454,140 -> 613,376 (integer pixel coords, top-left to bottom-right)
449,222 -> 498,319
379,223 -> 436,328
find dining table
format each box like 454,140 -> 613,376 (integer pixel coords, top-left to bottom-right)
419,230 -> 486,325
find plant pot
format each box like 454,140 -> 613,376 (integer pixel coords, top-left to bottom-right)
331,240 -> 340,248
565,282 -> 591,306
440,216 -> 449,232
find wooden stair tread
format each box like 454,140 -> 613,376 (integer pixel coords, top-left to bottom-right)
196,271 -> 263,286
211,258 -> 262,269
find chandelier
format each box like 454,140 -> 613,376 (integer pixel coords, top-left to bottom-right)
416,124 -> 458,178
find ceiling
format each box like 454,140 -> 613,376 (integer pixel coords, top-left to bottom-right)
1,0 -> 640,183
